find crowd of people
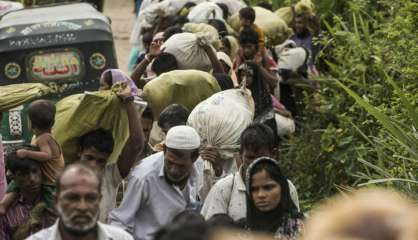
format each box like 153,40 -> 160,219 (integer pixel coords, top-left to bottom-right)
0,0 -> 417,240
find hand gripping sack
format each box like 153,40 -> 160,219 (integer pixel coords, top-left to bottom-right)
52,90 -> 129,165
162,32 -> 214,71
142,70 -> 221,117
182,23 -> 222,49
228,7 -> 293,46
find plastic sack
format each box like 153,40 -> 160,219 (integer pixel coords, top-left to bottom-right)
187,1 -> 224,23
0,1 -> 23,16
0,83 -> 51,111
275,0 -> 314,26
162,32 -> 213,71
228,7 -> 293,46
52,90 -> 129,165
182,23 -> 222,50
142,70 -> 221,117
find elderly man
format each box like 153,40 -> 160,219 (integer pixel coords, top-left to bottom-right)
0,148 -> 56,239
109,125 -> 202,240
27,164 -> 133,240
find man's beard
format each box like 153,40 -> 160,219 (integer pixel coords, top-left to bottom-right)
57,204 -> 99,236
164,167 -> 189,185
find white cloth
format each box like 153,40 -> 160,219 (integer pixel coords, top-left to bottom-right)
100,164 -> 123,223
108,152 -> 202,240
26,220 -> 133,240
187,2 -> 224,23
201,168 -> 300,221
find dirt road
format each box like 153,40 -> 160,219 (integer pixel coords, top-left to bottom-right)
104,0 -> 136,72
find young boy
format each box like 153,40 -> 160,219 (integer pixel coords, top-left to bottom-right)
239,7 -> 265,51
0,100 -> 64,214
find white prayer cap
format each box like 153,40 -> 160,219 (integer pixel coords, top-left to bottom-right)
165,126 -> 200,150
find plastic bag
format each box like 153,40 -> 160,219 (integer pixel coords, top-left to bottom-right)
182,23 -> 222,49
162,32 -> 213,71
142,70 -> 221,117
0,83 -> 51,111
228,7 -> 293,46
52,90 -> 129,165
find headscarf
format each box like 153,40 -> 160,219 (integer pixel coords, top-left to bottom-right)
245,157 -> 300,234
216,51 -> 238,86
100,69 -> 139,96
237,61 -> 272,118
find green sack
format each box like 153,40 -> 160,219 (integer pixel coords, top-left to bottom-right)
275,0 -> 314,26
0,83 -> 51,111
142,70 -> 221,117
52,90 -> 129,164
228,7 -> 293,46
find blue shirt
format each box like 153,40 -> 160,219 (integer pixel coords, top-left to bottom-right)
108,152 -> 201,240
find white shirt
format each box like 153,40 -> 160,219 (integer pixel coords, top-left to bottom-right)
201,168 -> 300,221
108,152 -> 201,240
100,164 -> 123,223
26,220 -> 133,240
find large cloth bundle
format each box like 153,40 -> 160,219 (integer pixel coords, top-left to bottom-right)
182,23 -> 222,49
187,1 -> 224,23
228,7 -> 293,46
275,0 -> 314,26
188,88 -> 254,199
142,70 -> 221,117
0,83 -> 51,111
52,90 -> 129,164
130,0 -> 204,45
188,88 -> 255,160
162,32 -> 213,71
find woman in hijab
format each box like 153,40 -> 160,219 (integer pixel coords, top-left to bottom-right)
99,69 -> 139,96
242,157 -> 303,240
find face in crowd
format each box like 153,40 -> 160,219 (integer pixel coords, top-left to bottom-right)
14,162 -> 43,195
250,167 -> 282,212
79,147 -> 110,174
163,147 -> 197,184
56,166 -> 102,235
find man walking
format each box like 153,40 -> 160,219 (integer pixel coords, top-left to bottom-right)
109,125 -> 202,240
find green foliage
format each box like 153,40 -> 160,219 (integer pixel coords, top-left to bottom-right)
278,0 -> 418,210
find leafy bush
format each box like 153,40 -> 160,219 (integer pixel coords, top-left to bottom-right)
277,0 -> 418,209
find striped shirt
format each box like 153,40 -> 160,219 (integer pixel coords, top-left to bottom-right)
0,196 -> 54,240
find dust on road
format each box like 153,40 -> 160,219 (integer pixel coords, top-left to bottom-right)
104,0 -> 136,72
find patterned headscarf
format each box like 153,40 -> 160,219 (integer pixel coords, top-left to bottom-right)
101,69 -> 139,96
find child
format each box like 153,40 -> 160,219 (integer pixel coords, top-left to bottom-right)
0,100 -> 64,214
239,7 -> 265,51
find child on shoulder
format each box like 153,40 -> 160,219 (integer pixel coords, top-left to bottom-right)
0,100 -> 64,214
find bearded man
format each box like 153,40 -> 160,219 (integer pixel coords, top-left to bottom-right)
27,164 -> 133,240
109,126 -> 202,240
